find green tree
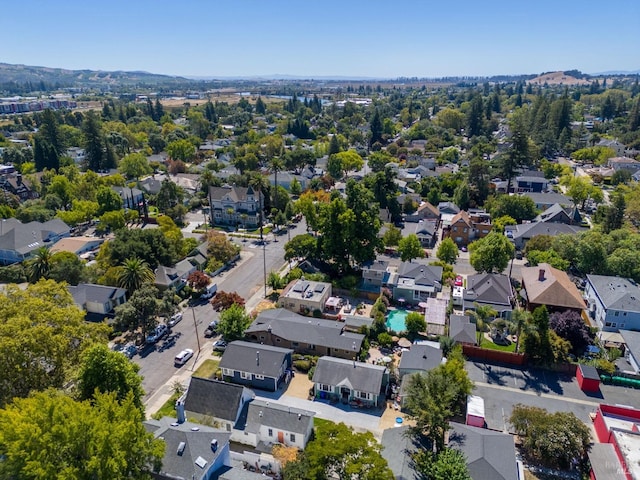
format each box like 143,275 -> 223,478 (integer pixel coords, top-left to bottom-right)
370,109 -> 383,146
77,344 -> 145,410
413,448 -> 471,480
25,246 -> 52,282
0,280 -> 109,406
96,185 -> 123,214
284,233 -> 317,262
486,194 -> 537,223
468,232 -> 515,273
499,108 -> 536,193
166,138 -> 196,162
49,251 -> 86,285
118,152 -> 152,180
283,422 -> 394,480
509,405 -> 591,470
117,257 -> 155,293
327,150 -> 364,179
382,224 -> 403,247
0,390 -> 164,479
100,228 -> 177,269
217,303 -> 252,341
113,284 -> 160,335
521,306 -> 553,364
466,303 -> 498,345
436,237 -> 459,264
405,311 -> 426,336
398,234 -> 425,262
82,110 -> 116,171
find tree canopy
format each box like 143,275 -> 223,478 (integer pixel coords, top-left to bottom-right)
468,232 -> 515,273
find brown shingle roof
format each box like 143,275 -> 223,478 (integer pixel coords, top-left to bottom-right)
521,263 -> 585,310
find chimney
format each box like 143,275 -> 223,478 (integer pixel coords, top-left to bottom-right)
176,398 -> 186,423
256,351 -> 260,366
538,269 -> 545,281
16,173 -> 22,185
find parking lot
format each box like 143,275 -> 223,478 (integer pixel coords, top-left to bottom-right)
466,361 -> 640,433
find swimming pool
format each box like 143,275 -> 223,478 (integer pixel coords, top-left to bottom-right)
386,309 -> 409,332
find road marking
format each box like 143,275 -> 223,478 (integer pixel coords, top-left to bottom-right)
514,376 -> 518,388
474,381 -> 600,407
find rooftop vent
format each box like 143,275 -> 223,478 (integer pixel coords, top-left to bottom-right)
177,442 -> 186,456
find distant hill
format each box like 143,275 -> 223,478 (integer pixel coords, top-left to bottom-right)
0,62 -> 190,90
527,71 -> 591,86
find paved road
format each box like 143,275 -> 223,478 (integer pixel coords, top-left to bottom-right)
135,219 -> 309,402
466,361 -> 640,432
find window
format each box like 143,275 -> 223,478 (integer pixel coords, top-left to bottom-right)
292,342 -> 299,347
319,384 -> 331,392
357,391 -> 369,399
290,434 -> 296,443
260,335 -> 265,340
463,228 -> 468,233
611,323 -> 617,328
254,374 -> 264,380
240,371 -> 251,380
309,344 -> 315,350
268,428 -> 273,437
620,324 -> 625,328
615,311 -> 619,317
276,338 -> 281,343
222,368 -> 233,376
605,322 -> 612,327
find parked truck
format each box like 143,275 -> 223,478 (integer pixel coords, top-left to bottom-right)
202,283 -> 218,300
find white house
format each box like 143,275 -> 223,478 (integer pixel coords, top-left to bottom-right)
585,275 -> 640,332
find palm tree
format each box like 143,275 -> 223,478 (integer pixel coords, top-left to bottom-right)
466,303 -> 498,346
509,309 -> 532,353
117,257 -> 154,293
27,247 -> 52,282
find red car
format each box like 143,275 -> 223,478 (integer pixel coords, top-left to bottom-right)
454,275 -> 463,287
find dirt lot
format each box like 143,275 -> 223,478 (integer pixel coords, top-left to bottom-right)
285,371 -> 313,400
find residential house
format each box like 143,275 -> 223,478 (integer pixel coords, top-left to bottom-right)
381,426 -> 422,480
505,221 -> 586,251
424,297 -> 448,336
277,279 -> 332,315
515,174 -> 549,193
154,258 -> 197,291
179,377 -> 255,433
588,443 -> 628,480
112,186 -> 144,210
619,330 -> 640,374
521,191 -> 572,210
584,274 -> 640,332
49,236 -> 104,257
597,138 -> 627,156
208,185 -> 261,228
312,356 -> 388,408
448,423 -> 519,480
267,170 -> 307,191
384,261 -> 443,305
138,175 -> 163,195
533,202 -> 582,225
68,283 -> 127,319
233,398 -> 314,450
405,201 -> 440,223
362,259 -> 389,290
0,173 -> 37,201
592,403 -> 640,479
245,309 -> 364,360
398,343 -> 442,378
144,417 -> 231,480
449,314 -> 477,346
520,263 -> 585,313
608,156 -> 640,173
445,210 -> 491,247
463,273 -> 513,319
219,341 -> 293,392
0,218 -> 70,265
437,201 -> 460,215
406,221 -> 439,248
66,147 -> 86,165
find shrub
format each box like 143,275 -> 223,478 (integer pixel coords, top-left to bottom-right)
312,308 -> 323,318
377,332 -> 393,348
307,366 -> 316,380
293,360 -> 311,372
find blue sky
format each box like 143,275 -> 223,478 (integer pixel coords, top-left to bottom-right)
4,0 -> 639,78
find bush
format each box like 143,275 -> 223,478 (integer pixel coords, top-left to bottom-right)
307,366 -> 316,380
312,308 -> 323,318
377,332 -> 393,348
293,360 -> 311,372
335,274 -> 359,290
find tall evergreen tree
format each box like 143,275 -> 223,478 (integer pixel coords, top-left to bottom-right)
370,109 -> 383,146
466,94 -> 484,137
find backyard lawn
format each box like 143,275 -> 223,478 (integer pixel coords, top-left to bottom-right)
480,336 -> 516,352
193,358 -> 220,379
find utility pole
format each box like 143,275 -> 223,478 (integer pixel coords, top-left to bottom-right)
191,306 -> 201,370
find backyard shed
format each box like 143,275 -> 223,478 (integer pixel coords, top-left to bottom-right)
576,364 -> 600,392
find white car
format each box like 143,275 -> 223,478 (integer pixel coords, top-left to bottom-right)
168,312 -> 183,327
174,348 -> 194,366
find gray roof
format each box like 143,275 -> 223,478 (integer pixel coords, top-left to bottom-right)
586,275 -> 640,313
68,283 -> 126,306
438,201 -> 460,214
521,191 -> 572,207
534,203 -> 582,224
144,417 -> 230,480
516,175 -> 548,184
588,443 -> 627,480
112,185 -> 143,198
448,423 -> 518,480
138,176 -> 162,194
244,398 -> 314,435
218,467 -> 269,480
381,426 -> 421,480
396,262 -> 443,287
246,309 -> 364,352
183,377 -> 254,422
399,344 -> 443,373
362,259 -> 389,273
449,315 -> 476,345
312,356 -> 386,394
620,330 -> 640,366
463,273 -> 513,309
0,218 -> 70,255
510,221 -> 585,242
219,341 -> 292,379
208,185 -> 255,202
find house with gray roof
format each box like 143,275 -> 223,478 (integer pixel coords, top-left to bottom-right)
232,398 -> 314,450
585,275 -> 640,332
154,258 -> 197,291
381,426 -> 421,480
144,417 -> 231,480
521,191 -> 572,210
208,185 -> 260,228
220,341 -> 293,392
619,330 -> 640,374
245,308 -> 364,360
0,218 -> 70,265
138,175 -> 163,195
398,343 -> 443,378
362,259 -> 389,290
448,423 -> 519,480
515,174 -> 548,193
180,377 -> 255,432
68,283 -> 127,319
406,220 -> 439,248
112,186 -> 144,210
463,273 -> 513,319
312,356 -> 388,408
533,202 -> 582,225
385,261 -> 443,305
438,201 -> 460,215
505,221 -> 586,250
449,314 -> 477,346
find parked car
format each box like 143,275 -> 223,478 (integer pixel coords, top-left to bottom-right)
204,321 -> 218,337
174,348 -> 194,366
146,324 -> 169,344
454,275 -> 463,287
168,312 -> 183,327
213,340 -> 227,352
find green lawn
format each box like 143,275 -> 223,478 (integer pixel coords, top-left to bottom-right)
193,358 -> 220,379
480,336 -> 516,352
151,392 -> 180,420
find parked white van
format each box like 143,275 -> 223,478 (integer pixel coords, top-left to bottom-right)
174,348 -> 194,366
